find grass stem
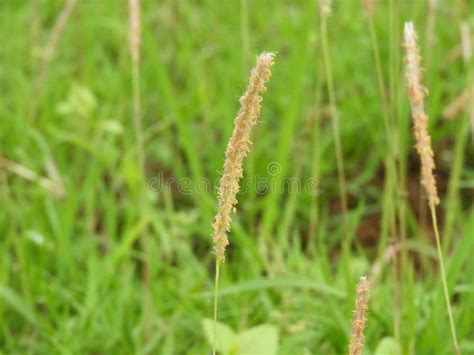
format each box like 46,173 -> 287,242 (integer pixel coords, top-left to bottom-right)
212,260 -> 220,355
429,205 -> 460,355
320,9 -> 348,227
129,0 -> 151,340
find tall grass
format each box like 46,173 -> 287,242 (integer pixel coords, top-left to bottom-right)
460,22 -> 474,145
319,0 -> 348,226
1,1 -> 473,353
128,0 -> 152,340
211,52 -> 275,354
388,0 -> 407,343
363,1 -> 403,340
319,0 -> 352,301
403,21 -> 460,355
442,23 -> 472,253
28,0 -> 79,122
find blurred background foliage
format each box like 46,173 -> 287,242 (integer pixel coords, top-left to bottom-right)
0,0 -> 473,353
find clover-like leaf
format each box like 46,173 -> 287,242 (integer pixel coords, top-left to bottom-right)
235,324 -> 278,355
202,318 -> 237,354
374,337 -> 400,355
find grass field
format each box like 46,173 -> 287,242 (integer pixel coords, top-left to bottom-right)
0,0 -> 473,354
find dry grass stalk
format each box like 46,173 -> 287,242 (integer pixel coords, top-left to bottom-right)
212,52 -> 275,263
442,85 -> 474,120
128,0 -> 151,340
129,0 -> 140,64
0,156 -> 65,197
370,243 -> 399,282
441,32 -> 474,68
348,276 -> 371,355
42,0 -> 79,63
460,22 -> 472,63
460,22 -> 474,142
29,0 -> 79,122
129,0 -> 144,170
403,21 -> 460,355
362,0 -> 373,17
403,22 -> 440,206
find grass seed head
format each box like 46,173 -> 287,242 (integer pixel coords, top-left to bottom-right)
129,0 -> 140,63
212,52 -> 275,262
362,0 -> 373,17
403,21 -> 440,206
349,276 -> 371,355
320,0 -> 332,17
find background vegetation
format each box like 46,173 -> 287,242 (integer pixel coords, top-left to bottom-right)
0,0 -> 473,353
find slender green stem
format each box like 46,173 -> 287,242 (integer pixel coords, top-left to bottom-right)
320,14 -> 348,225
308,59 -> 324,253
443,118 -> 469,252
212,260 -> 220,355
130,16 -> 151,339
320,12 -> 352,301
430,204 -> 460,355
132,59 -> 144,179
368,16 -> 392,137
388,0 -> 404,344
388,0 -> 406,255
367,12 -> 399,269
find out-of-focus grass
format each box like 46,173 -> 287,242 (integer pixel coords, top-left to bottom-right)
0,0 -> 473,353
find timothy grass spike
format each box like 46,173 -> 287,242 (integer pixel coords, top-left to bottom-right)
212,52 -> 275,263
403,22 -> 440,206
211,51 -> 274,355
403,21 -> 460,355
320,0 -> 332,17
349,276 -> 371,355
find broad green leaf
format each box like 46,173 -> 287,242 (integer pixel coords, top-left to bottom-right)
374,337 -> 400,355
236,324 -> 278,355
202,318 -> 237,353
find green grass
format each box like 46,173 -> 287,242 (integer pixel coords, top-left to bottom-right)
1,0 -> 473,353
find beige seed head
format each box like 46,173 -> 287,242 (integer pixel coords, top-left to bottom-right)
129,0 -> 140,63
362,0 -> 373,17
460,22 -> 472,62
320,0 -> 332,17
212,52 -> 275,262
349,276 -> 371,355
403,22 -> 440,206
